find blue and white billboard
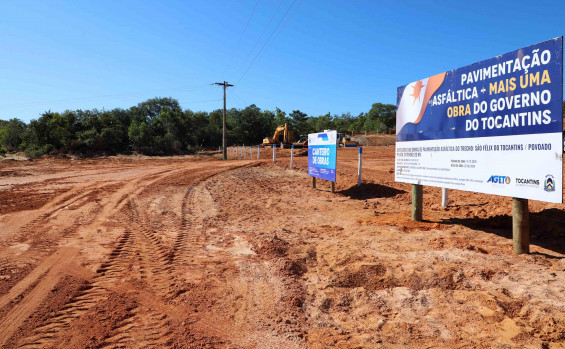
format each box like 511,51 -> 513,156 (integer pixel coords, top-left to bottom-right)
308,130 -> 337,182
395,37 -> 563,203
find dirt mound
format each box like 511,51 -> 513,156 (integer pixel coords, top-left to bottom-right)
353,134 -> 396,146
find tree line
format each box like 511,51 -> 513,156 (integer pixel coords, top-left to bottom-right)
0,97 -> 396,158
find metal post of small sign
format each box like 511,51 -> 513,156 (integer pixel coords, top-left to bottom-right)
273,144 -> 276,162
441,188 -> 449,207
357,147 -> 362,187
257,145 -> 260,159
312,177 -> 316,188
512,198 -> 530,254
412,184 -> 423,221
290,145 -> 294,169
331,181 -> 335,193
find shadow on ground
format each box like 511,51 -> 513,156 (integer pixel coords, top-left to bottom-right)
338,182 -> 406,200
440,208 -> 565,256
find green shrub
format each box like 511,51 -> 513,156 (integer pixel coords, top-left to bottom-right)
186,144 -> 198,154
25,144 -> 53,159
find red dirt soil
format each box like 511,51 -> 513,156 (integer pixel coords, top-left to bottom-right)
0,148 -> 564,348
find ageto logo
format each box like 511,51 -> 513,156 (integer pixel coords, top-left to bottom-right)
487,175 -> 510,184
544,174 -> 556,192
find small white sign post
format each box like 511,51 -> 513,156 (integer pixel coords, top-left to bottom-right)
272,144 -> 276,162
357,147 -> 362,187
290,145 -> 294,169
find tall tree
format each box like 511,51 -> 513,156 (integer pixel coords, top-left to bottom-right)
0,118 -> 27,151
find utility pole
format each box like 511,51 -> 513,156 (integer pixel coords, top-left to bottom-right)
213,81 -> 234,160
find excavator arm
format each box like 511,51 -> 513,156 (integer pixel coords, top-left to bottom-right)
263,123 -> 294,146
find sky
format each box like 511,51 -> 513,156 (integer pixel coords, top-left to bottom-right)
0,0 -> 564,122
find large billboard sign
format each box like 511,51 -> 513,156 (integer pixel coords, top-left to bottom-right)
395,37 -> 563,203
308,130 -> 337,182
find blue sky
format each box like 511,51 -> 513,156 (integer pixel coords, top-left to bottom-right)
0,0 -> 563,122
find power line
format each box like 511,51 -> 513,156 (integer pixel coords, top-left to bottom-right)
237,0 -> 300,84
235,0 -> 285,77
229,88 -> 247,107
223,0 -> 261,77
271,0 -> 303,49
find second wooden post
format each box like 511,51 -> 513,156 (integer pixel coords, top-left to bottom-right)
412,184 -> 423,221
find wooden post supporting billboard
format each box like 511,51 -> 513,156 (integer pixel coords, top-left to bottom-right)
412,184 -> 423,221
512,198 -> 530,254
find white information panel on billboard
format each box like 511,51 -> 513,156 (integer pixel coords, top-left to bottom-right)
395,38 -> 563,203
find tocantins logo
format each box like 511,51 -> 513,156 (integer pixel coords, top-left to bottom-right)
544,174 -> 556,192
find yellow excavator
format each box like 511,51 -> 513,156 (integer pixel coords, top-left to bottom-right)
263,123 -> 294,147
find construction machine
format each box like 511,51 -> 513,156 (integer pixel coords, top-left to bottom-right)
338,133 -> 358,147
292,135 -> 308,148
263,123 -> 294,147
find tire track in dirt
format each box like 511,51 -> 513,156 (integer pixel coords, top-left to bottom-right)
0,177 -> 159,334
163,164 -> 290,346
14,180 -> 181,348
15,231 -> 133,348
3,168 -> 184,348
99,166 -> 255,347
11,163 -> 251,348
91,166 -> 235,347
0,247 -> 80,348
94,217 -> 175,349
169,163 -> 255,266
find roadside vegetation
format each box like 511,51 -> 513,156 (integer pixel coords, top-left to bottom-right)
0,98 -> 397,158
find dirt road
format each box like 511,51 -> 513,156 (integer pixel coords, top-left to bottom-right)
0,149 -> 564,348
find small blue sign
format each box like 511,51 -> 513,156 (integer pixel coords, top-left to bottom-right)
308,131 -> 337,182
